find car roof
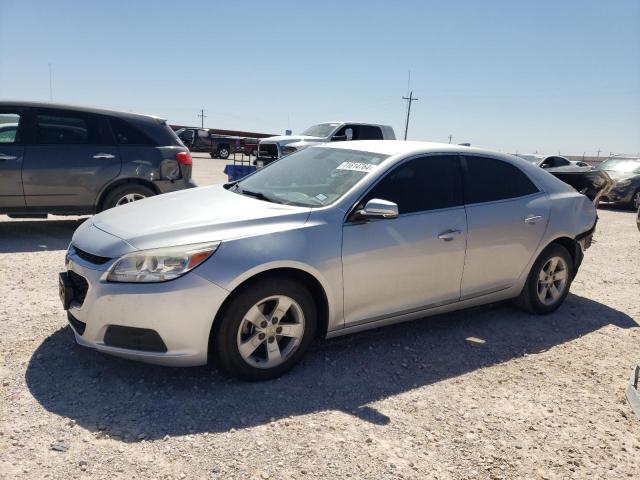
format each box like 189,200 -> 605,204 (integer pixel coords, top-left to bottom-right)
319,140 -> 499,157
0,101 -> 165,123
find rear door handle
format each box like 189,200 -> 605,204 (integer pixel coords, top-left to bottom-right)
0,154 -> 17,161
438,229 -> 462,241
92,153 -> 115,159
524,214 -> 543,224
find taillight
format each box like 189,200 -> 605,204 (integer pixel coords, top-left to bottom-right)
176,151 -> 192,166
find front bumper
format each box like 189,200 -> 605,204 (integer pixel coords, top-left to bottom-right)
599,184 -> 634,205
63,252 -> 228,366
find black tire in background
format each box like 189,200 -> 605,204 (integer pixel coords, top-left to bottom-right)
212,276 -> 317,381
514,243 -> 574,315
101,184 -> 155,211
218,146 -> 230,160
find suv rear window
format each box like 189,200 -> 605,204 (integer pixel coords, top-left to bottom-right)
109,118 -> 154,145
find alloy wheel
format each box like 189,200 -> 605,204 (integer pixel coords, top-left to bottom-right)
536,256 -> 569,306
115,193 -> 146,206
236,295 -> 305,369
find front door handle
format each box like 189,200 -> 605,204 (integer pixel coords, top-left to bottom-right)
92,153 -> 115,159
0,154 -> 17,161
438,229 -> 462,241
524,214 -> 543,225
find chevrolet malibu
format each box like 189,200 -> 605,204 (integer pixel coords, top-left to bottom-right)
60,141 -> 597,380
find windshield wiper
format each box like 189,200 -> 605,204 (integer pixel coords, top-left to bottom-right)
238,188 -> 280,204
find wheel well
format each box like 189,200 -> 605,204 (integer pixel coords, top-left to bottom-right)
549,236 -> 580,270
97,179 -> 159,211
208,268 -> 330,360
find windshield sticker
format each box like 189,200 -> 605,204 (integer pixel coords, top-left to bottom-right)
315,193 -> 328,202
336,162 -> 378,173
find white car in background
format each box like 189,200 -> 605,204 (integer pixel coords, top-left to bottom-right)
257,122 -> 395,163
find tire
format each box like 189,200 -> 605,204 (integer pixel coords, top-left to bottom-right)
513,243 -> 574,314
101,184 -> 155,211
218,146 -> 230,160
632,190 -> 640,211
212,276 -> 317,381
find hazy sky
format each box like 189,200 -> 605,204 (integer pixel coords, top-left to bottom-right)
1,0 -> 638,155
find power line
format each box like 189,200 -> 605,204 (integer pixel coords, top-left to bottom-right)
402,91 -> 418,141
48,63 -> 53,101
197,109 -> 207,128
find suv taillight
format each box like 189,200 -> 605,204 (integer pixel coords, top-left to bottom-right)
176,151 -> 192,166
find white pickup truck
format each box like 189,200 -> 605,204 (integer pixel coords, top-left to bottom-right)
257,122 -> 396,163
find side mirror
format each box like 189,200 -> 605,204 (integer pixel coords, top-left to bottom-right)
356,199 -> 399,220
345,128 -> 353,141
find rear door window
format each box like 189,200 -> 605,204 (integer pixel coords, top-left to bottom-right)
35,111 -> 107,145
359,125 -> 383,140
364,155 -> 463,214
463,156 -> 539,204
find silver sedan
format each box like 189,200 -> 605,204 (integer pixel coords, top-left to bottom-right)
60,141 -> 598,380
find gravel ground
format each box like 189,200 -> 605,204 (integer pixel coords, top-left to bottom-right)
1,156 -> 639,479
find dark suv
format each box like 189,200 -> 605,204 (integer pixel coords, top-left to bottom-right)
0,102 -> 195,217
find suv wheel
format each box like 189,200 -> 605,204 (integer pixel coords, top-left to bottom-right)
212,277 -> 317,381
514,243 -> 573,314
218,146 -> 230,159
101,184 -> 155,211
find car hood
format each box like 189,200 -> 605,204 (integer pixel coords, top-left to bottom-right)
598,170 -> 639,183
76,185 -> 312,255
261,135 -> 324,144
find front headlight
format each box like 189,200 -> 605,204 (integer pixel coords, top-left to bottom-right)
107,241 -> 220,283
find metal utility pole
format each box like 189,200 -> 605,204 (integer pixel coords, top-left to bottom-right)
448,134 -> 452,144
402,90 -> 418,140
596,148 -> 601,159
197,109 -> 207,128
48,63 -> 53,101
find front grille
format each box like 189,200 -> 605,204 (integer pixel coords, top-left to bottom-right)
73,246 -> 111,265
68,270 -> 89,305
67,312 -> 86,335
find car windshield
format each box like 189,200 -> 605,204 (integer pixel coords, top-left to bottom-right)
300,123 -> 341,138
596,159 -> 640,174
234,147 -> 389,207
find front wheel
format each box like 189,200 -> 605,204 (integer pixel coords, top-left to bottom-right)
212,277 -> 317,381
632,190 -> 640,211
514,243 -> 574,314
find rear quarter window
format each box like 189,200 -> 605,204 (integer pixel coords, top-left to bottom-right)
109,118 -> 154,145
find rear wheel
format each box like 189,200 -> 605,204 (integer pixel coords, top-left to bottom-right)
514,243 -> 573,314
218,146 -> 230,159
212,277 -> 316,381
101,184 -> 155,211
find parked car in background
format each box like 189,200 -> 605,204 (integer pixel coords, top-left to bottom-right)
516,154 -> 611,205
175,128 -> 242,159
0,102 -> 195,217
595,156 -> 640,210
257,122 -> 396,164
242,137 -> 260,157
61,141 -> 597,380
517,154 -> 590,168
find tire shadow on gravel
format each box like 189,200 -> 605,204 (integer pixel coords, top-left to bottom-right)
0,218 -> 86,253
25,293 -> 636,442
